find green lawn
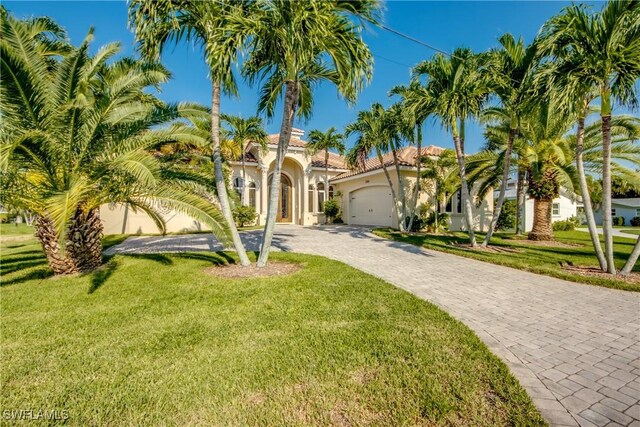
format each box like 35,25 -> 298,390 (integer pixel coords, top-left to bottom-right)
373,229 -> 639,292
619,229 -> 640,236
0,237 -> 544,426
0,223 -> 36,236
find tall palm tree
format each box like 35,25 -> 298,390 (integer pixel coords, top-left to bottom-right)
221,114 -> 268,205
242,0 -> 378,267
0,17 -> 229,274
538,1 -> 640,272
481,34 -> 539,247
346,103 -> 407,230
390,81 -> 435,232
129,0 -> 253,266
305,127 -> 345,221
414,48 -> 490,246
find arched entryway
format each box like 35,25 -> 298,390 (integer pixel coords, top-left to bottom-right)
268,173 -> 293,223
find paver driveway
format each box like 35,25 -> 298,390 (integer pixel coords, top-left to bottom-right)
107,225 -> 640,427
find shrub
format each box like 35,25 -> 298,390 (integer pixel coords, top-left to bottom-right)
495,199 -> 517,231
612,216 -> 625,226
424,211 -> 449,232
323,198 -> 340,223
631,216 -> 640,227
552,220 -> 574,231
233,205 -> 257,227
404,216 -> 424,232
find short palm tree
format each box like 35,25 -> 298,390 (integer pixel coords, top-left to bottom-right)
481,34 -> 539,247
421,149 -> 459,232
414,48 -> 491,246
129,0 -> 253,266
538,1 -> 640,272
221,114 -> 268,205
0,16 -> 229,274
242,0 -> 378,267
305,127 -> 345,220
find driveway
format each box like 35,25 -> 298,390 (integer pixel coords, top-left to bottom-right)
107,225 -> 640,427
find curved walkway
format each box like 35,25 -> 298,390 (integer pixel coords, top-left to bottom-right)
107,225 -> 640,427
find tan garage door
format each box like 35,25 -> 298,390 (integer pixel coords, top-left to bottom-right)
349,186 -> 393,227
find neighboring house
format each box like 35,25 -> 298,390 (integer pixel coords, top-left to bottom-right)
503,181 -> 580,232
594,198 -> 640,226
101,129 -> 494,234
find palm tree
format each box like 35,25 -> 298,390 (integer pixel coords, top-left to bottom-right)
414,48 -> 490,246
221,114 -> 268,205
421,149 -> 459,232
390,81 -> 435,232
538,1 -> 640,272
481,34 -> 539,247
242,0 -> 378,267
129,0 -> 253,266
346,104 -> 407,230
305,127 -> 345,221
0,16 -> 229,274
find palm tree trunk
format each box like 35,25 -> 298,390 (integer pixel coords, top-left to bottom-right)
257,81 -> 298,267
325,151 -> 329,224
241,146 -> 246,205
515,166 -> 525,235
482,127 -> 516,247
377,148 -> 401,230
35,208 -> 104,275
391,149 -> 408,231
620,235 -> 640,276
601,114 -> 616,273
211,83 -> 250,267
576,116 -> 607,271
452,131 -> 476,246
407,124 -> 422,232
528,198 -> 553,241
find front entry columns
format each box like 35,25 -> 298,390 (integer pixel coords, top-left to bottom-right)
302,171 -> 310,217
259,165 -> 268,225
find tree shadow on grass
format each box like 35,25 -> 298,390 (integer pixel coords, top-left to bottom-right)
0,267 -> 52,287
1,256 -> 48,275
87,260 -> 119,294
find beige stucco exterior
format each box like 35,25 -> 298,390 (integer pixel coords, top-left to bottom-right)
100,131 -> 493,234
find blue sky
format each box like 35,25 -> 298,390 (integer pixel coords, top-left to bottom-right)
6,0 -> 595,153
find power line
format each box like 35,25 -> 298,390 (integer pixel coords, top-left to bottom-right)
368,19 -> 458,59
371,52 -> 412,68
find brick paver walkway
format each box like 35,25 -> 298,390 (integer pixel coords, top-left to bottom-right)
108,225 -> 640,427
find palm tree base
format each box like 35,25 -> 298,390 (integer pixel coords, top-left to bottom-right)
527,231 -> 554,241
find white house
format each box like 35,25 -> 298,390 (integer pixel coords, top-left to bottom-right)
594,198 -> 640,226
503,180 -> 580,232
101,129 -> 494,234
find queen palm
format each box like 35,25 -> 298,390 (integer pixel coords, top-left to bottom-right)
0,17 -> 229,274
538,1 -> 640,272
305,127 -> 345,220
481,34 -> 539,247
414,48 -> 490,246
242,0 -> 378,267
129,0 -> 253,266
221,114 -> 268,205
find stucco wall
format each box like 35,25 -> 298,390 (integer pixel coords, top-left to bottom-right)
100,203 -> 210,235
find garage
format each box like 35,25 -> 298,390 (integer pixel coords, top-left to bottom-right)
349,186 -> 394,227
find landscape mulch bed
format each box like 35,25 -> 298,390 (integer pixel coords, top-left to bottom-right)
562,265 -> 640,286
451,243 -> 522,254
205,261 -> 302,278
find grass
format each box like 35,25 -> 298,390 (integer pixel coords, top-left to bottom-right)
0,237 -> 544,426
373,229 -> 639,292
0,223 -> 36,236
619,229 -> 640,236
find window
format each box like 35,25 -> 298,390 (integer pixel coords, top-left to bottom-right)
308,185 -> 314,212
611,209 -> 616,217
317,183 -> 325,212
329,185 -> 334,200
445,193 -> 453,213
248,182 -> 256,209
552,203 -> 560,216
636,208 -> 640,216
456,190 -> 462,214
233,177 -> 243,198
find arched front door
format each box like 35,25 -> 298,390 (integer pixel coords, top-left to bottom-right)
269,174 -> 292,223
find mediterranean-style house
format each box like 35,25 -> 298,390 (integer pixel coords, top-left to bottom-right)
101,129 -> 494,234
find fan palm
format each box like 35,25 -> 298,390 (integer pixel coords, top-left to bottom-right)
0,15 -> 229,274
221,114 -> 268,205
129,0 -> 253,266
242,0 -> 378,267
538,1 -> 640,272
414,48 -> 491,246
481,34 -> 539,247
305,127 -> 345,221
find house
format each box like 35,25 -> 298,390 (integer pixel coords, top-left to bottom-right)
503,181 -> 580,232
101,129 -> 493,234
594,198 -> 640,226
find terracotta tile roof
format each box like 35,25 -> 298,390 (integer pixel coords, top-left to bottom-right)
331,145 -> 446,181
